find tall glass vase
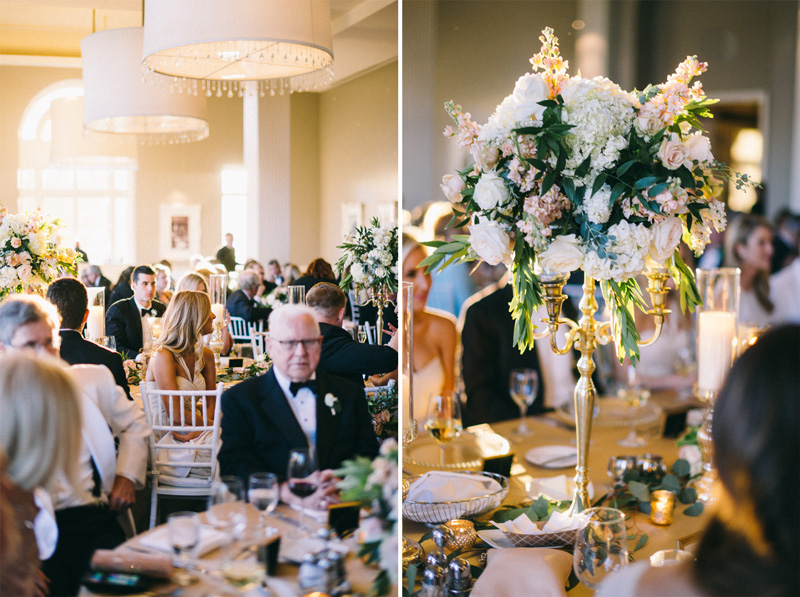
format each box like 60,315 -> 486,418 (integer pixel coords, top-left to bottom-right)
400,281 -> 416,447
208,273 -> 228,372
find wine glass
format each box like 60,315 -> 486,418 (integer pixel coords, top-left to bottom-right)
248,472 -> 279,536
96,336 -> 116,351
573,507 -> 629,588
206,476 -> 248,541
167,511 -> 200,586
509,368 -> 539,436
357,325 -> 368,343
423,394 -> 463,468
287,447 -> 318,537
617,366 -> 650,447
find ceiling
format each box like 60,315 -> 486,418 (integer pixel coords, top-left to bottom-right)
0,0 -> 397,87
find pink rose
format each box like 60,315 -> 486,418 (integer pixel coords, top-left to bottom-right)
649,217 -> 683,263
440,174 -> 466,203
10,237 -> 21,249
658,135 -> 689,170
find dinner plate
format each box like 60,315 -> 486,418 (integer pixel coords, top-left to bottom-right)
403,425 -> 511,469
477,529 -> 515,549
526,476 -> 595,502
524,445 -> 577,469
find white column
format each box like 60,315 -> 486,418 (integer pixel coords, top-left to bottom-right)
576,0 -> 610,79
243,90 -> 291,266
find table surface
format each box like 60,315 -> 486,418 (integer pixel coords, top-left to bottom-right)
402,392 -> 708,596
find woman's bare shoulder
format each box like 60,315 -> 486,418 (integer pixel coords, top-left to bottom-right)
424,307 -> 458,331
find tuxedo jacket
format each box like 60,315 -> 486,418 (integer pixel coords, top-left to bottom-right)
226,289 -> 271,324
59,329 -> 132,400
105,296 -> 166,357
460,283 -> 545,425
318,323 -> 398,387
218,369 -> 379,483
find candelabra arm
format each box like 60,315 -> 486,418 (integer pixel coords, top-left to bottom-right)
548,320 -> 580,355
595,320 -> 614,346
636,316 -> 665,347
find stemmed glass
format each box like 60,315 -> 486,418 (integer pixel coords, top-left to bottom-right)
248,472 -> 279,536
573,507 -> 629,588
206,476 -> 248,541
167,511 -> 200,586
357,325 -> 368,344
287,448 -> 318,537
423,394 -> 463,468
617,366 -> 650,447
509,368 -> 539,436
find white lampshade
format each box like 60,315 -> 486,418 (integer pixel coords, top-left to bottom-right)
81,27 -> 209,144
50,96 -> 138,165
141,0 -> 333,97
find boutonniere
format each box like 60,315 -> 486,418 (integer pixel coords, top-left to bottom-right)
324,393 -> 341,416
148,308 -> 157,317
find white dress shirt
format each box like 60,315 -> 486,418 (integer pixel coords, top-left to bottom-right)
135,298 -> 153,349
273,367 -> 317,448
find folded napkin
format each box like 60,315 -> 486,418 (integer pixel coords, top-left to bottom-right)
137,525 -> 228,557
491,510 -> 587,535
91,549 -> 173,579
527,475 -> 595,503
406,471 -> 501,503
290,502 -> 329,524
471,548 -> 573,597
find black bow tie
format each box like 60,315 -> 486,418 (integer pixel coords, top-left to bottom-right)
141,308 -> 151,316
289,380 -> 318,396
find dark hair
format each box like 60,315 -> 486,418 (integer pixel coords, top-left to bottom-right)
132,265 -> 155,284
46,278 -> 88,330
243,259 -> 263,272
306,282 -> 346,318
302,258 -> 335,281
115,266 -> 134,288
693,324 -> 800,596
268,259 -> 281,268
723,213 -> 774,313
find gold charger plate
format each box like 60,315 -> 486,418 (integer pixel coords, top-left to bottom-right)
402,424 -> 511,470
555,397 -> 662,429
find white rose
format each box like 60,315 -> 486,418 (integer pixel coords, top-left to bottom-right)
375,265 -> 387,279
16,263 -> 32,281
468,219 -> 512,266
473,172 -> 509,211
512,73 -> 549,122
678,445 -> 703,477
649,216 -> 683,263
658,134 -> 689,170
539,234 -> 584,274
440,174 -> 466,203
350,263 -> 365,284
684,133 -> 714,165
634,113 -> 663,138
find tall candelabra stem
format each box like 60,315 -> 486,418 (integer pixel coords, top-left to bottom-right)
210,321 -> 223,372
376,300 -> 385,345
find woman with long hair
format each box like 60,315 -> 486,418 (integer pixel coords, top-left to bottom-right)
724,213 -> 774,326
403,234 -> 457,417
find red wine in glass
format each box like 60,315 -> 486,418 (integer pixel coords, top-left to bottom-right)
289,480 -> 318,498
287,447 -> 317,536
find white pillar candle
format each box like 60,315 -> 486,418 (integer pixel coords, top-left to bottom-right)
86,305 -> 105,339
211,303 -> 225,322
697,310 -> 736,393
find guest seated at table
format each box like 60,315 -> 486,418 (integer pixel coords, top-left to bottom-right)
267,259 -> 285,287
108,266 -> 134,305
226,269 -> 271,326
306,282 -> 398,387
218,305 -> 378,507
724,213 -> 774,327
0,295 -> 150,597
84,264 -> 113,308
293,258 -> 338,295
403,235 -> 457,417
46,277 -> 132,399
0,353 -> 82,597
177,272 -> 233,356
106,265 -> 167,358
597,324 -> 800,597
282,262 -> 301,286
243,259 -> 273,297
153,264 -> 174,306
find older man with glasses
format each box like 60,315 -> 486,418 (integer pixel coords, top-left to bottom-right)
218,304 -> 378,509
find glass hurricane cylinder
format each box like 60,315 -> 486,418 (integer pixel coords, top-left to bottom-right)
694,267 -> 740,503
400,281 -> 416,447
85,286 -> 105,340
208,273 -> 228,372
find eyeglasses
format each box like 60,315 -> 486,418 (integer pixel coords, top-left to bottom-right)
271,337 -> 322,351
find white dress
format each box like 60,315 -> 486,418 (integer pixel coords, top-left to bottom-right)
147,355 -> 212,479
413,356 -> 446,418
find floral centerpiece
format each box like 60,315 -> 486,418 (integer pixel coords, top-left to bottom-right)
366,380 -> 398,440
217,352 -> 271,384
0,205 -> 82,298
335,439 -> 398,596
263,285 -> 288,308
425,28 -> 755,361
336,217 -> 399,295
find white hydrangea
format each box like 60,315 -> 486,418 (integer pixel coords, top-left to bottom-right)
582,185 -> 612,224
583,220 -> 652,281
350,262 -> 365,285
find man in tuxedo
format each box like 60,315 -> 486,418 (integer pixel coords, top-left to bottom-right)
306,282 -> 398,387
0,295 -> 150,596
226,269 -> 271,325
46,277 -> 132,399
105,264 -> 166,358
85,264 -> 113,307
218,304 -> 378,505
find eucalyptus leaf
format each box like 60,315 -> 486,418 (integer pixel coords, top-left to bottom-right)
628,481 -> 651,502
660,474 -> 682,492
533,496 -> 550,518
671,458 -> 691,477
634,533 -> 649,552
679,487 -> 698,504
683,502 -> 704,517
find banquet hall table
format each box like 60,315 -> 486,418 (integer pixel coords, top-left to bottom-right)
78,502 -> 390,596
403,394 -> 708,595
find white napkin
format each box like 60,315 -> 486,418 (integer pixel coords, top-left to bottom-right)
137,525 -> 228,556
406,471 -> 501,503
289,503 -> 329,523
527,475 -> 595,503
491,510 -> 587,535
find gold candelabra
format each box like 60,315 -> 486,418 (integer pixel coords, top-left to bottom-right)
532,265 -> 671,512
354,284 -> 394,345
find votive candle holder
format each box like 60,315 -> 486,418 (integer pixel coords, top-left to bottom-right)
444,519 -> 477,552
650,490 -> 675,526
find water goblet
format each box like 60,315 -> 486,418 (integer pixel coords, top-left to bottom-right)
617,367 -> 649,447
248,472 -> 279,536
167,511 -> 200,586
573,507 -> 629,588
95,336 -> 116,351
287,447 -> 318,537
423,394 -> 463,468
607,455 -> 637,486
207,476 -> 248,542
509,368 -> 539,436
357,325 -> 368,344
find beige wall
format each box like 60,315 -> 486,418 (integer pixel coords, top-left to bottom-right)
289,92 -> 321,269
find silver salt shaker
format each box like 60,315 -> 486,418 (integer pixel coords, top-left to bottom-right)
446,557 -> 472,596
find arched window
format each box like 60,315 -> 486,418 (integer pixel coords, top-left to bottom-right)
17,79 -> 137,265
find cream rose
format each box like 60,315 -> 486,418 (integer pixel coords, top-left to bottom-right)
634,113 -> 663,138
471,143 -> 500,172
16,263 -> 32,282
473,172 -> 509,211
649,216 -> 683,263
512,73 -> 549,123
684,133 -> 714,166
539,234 -> 584,274
658,135 -> 689,170
468,219 -> 512,266
440,174 -> 466,203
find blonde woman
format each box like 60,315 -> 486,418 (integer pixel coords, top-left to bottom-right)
176,272 -> 234,356
724,213 -> 774,326
146,291 -> 216,446
0,353 -> 82,597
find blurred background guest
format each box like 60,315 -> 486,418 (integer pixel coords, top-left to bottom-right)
108,266 -> 135,306
226,269 -> 271,327
294,258 -> 338,296
153,264 -> 173,307
724,213 -> 774,327
84,265 -> 113,308
282,263 -> 301,286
